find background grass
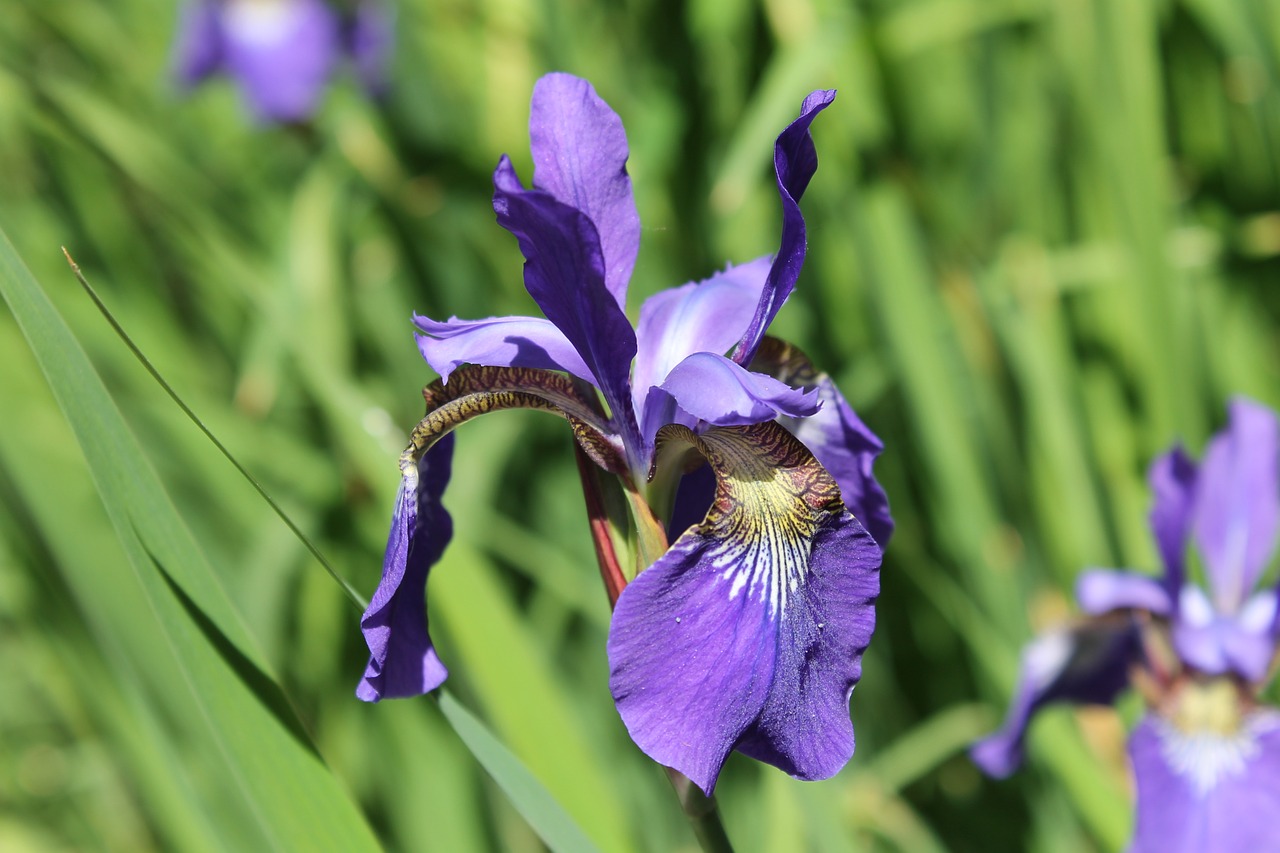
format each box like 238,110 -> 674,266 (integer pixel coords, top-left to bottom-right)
3,0 -> 1280,850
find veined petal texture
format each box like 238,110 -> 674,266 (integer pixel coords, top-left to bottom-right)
1129,711 -> 1280,852
529,73 -> 640,308
751,337 -> 892,548
608,421 -> 880,794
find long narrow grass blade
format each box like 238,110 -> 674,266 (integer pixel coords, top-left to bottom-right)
0,229 -> 382,852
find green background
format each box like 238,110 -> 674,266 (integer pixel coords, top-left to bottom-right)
3,0 -> 1279,850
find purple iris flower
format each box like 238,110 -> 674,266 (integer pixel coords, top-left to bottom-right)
358,73 -> 892,795
973,398 -> 1280,851
173,0 -> 392,123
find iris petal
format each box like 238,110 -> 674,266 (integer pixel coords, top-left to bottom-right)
751,337 -> 892,548
413,314 -> 596,385
349,0 -> 393,96
492,157 -> 639,447
609,421 -> 880,794
1148,446 -> 1198,593
631,257 -> 771,416
358,434 -> 454,701
529,74 -> 640,308
970,617 -> 1139,778
220,0 -> 341,123
173,1 -> 224,87
358,366 -> 628,701
1129,712 -> 1280,852
1076,569 -> 1173,616
1193,398 -> 1280,614
648,352 -> 820,442
732,90 -> 836,366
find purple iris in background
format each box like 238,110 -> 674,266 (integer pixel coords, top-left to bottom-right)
358,72 -> 892,794
173,0 -> 392,123
973,398 -> 1280,851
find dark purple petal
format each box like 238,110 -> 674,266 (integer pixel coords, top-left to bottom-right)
1129,711 -> 1280,852
732,90 -> 836,366
172,1 -> 224,87
349,0 -> 393,96
492,156 -> 639,450
786,377 -> 893,548
732,515 -> 880,779
631,257 -> 771,417
413,314 -> 595,385
358,433 -> 455,701
528,74 -> 639,308
608,527 -> 778,792
970,618 -> 1139,778
666,462 -> 717,542
220,0 -> 340,123
1075,569 -> 1174,616
1171,586 -> 1278,682
1193,398 -> 1280,613
609,422 -> 879,793
650,352 -> 820,440
1148,446 -> 1198,593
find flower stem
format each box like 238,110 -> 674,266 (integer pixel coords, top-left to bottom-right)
664,768 -> 735,853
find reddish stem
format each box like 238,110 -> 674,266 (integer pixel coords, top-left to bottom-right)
574,445 -> 628,608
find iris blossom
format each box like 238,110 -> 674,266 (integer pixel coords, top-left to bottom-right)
173,0 -> 392,123
973,398 -> 1280,851
358,73 -> 892,794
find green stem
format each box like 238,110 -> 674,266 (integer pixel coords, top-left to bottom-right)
664,768 -> 735,853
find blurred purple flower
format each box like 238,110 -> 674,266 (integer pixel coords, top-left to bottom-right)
173,0 -> 392,123
973,398 -> 1280,851
357,73 -> 893,793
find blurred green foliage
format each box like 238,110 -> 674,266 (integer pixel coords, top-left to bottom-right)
3,0 -> 1280,851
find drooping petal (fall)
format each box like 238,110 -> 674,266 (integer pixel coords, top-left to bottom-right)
1193,398 -> 1280,614
358,366 -> 629,702
413,314 -> 595,385
970,618 -> 1140,778
529,74 -> 640,308
358,434 -> 455,701
732,90 -> 836,366
220,0 -> 341,123
609,421 -> 880,794
631,257 -> 771,416
492,156 -> 639,446
1129,711 -> 1280,852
